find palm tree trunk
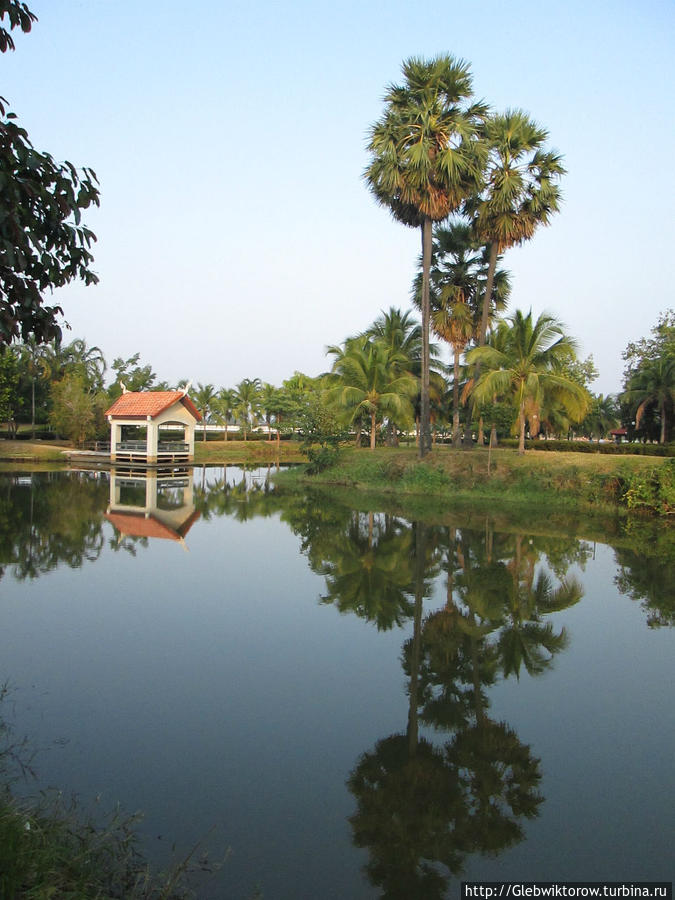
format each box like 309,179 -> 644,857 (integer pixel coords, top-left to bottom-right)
479,242 -> 499,347
31,378 -> 36,439
370,411 -> 377,450
660,400 -> 667,444
452,348 -> 461,447
419,217 -> 432,459
518,403 -> 526,455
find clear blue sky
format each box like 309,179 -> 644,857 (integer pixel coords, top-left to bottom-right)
5,0 -> 674,394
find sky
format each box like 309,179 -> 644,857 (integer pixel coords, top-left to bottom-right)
4,0 -> 674,395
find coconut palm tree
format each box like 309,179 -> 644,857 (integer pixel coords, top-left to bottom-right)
234,377 -> 261,441
193,382 -> 217,441
213,387 -> 237,441
258,381 -> 281,440
326,338 -> 418,450
466,310 -> 589,455
466,110 -> 566,348
579,394 -> 620,441
365,307 -> 443,445
623,355 -> 675,444
365,55 -> 487,458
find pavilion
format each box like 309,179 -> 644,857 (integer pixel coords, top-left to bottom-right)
105,388 -> 201,465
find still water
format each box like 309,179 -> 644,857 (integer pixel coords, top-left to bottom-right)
0,466 -> 673,898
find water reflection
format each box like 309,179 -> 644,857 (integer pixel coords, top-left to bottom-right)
345,522 -> 550,897
105,468 -> 199,548
0,466 -> 673,895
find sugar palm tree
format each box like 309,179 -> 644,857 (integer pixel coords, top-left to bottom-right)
466,110 -> 566,348
416,222 -> 511,446
467,310 -> 589,455
326,338 -> 418,450
365,55 -> 487,458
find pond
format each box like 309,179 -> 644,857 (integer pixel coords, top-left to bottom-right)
0,466 -> 673,898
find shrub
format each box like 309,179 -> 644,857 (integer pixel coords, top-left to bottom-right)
623,459 -> 675,515
498,438 -> 674,457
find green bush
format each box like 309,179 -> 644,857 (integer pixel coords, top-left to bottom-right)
623,459 -> 675,515
499,438 -> 674,457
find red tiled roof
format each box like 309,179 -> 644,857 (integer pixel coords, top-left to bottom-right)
105,509 -> 200,541
105,391 -> 201,421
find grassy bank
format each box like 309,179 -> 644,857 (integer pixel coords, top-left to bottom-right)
0,438 -> 70,463
0,439 -> 305,466
275,446 -> 675,516
193,439 -> 304,464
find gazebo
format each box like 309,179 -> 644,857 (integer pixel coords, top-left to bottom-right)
105,388 -> 202,465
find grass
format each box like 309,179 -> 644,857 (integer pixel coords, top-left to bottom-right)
193,439 -> 304,464
275,445 -> 675,515
0,438 -> 70,463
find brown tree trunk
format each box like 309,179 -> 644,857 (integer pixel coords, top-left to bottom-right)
419,217 -> 432,459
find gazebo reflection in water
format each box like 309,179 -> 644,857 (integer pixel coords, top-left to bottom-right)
104,467 -> 200,549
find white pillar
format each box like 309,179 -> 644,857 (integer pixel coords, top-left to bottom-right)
147,417 -> 158,462
110,421 -> 122,461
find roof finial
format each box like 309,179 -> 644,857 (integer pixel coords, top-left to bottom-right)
182,380 -> 192,396
120,380 -> 128,394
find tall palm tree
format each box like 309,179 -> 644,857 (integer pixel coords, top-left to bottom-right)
259,381 -> 280,440
365,55 -> 487,458
193,382 -> 216,441
326,338 -> 418,450
213,387 -> 237,442
418,222 -> 511,446
466,110 -> 566,348
467,310 -> 589,455
235,377 -> 261,441
623,355 -> 675,444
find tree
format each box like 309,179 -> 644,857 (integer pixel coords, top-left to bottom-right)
621,312 -> 675,444
213,388 -> 237,442
466,110 -> 565,349
467,310 -> 589,454
0,2 -> 100,345
365,55 -> 486,458
192,382 -> 217,442
418,222 -> 511,446
234,378 -> 261,441
326,338 -> 418,449
0,345 -> 20,432
365,307 -> 443,445
623,355 -> 675,444
109,353 -> 156,396
579,394 -> 619,441
48,374 -> 105,446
